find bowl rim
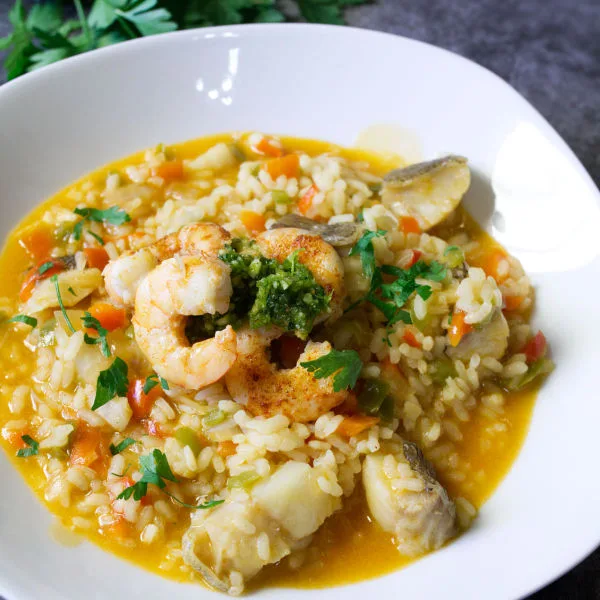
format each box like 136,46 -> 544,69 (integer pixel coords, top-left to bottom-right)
0,21 -> 599,600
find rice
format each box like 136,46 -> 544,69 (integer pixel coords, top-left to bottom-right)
0,132 -> 550,594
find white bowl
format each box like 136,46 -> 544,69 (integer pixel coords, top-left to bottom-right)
0,23 -> 599,600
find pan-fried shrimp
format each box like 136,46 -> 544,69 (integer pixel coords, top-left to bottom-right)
224,326 -> 348,422
104,223 -> 230,306
133,254 -> 237,390
256,227 -> 345,322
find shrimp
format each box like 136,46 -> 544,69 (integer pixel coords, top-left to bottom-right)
224,326 -> 347,422
255,227 -> 345,322
104,222 -> 230,306
133,253 -> 237,390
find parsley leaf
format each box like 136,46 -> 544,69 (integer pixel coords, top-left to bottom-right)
38,261 -> 55,275
73,206 -> 131,241
87,230 -> 105,245
82,312 -> 111,357
116,448 -> 222,509
2,1 -> 366,80
51,274 -> 75,333
17,434 -> 39,457
349,230 -> 386,280
92,356 -> 129,410
301,349 -> 363,392
143,373 -> 169,394
110,437 -> 137,455
7,314 -> 37,328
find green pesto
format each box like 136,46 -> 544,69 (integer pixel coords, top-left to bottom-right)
185,238 -> 330,342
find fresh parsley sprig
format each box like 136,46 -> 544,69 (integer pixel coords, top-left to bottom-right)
73,206 -> 131,241
109,437 -> 137,455
7,314 -> 37,328
143,373 -> 169,394
17,434 -> 39,457
1,0 -> 368,81
301,348 -> 363,392
92,356 -> 129,410
82,312 -> 111,357
117,448 -> 223,510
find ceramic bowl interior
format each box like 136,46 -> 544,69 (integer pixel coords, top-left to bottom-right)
0,24 -> 599,600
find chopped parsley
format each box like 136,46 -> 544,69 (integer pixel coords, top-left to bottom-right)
51,274 -> 75,333
68,287 -> 77,296
92,356 -> 129,410
117,448 -> 222,510
17,435 -> 39,457
187,238 -> 331,341
348,230 -> 448,327
82,312 -> 111,357
73,206 -> 130,241
37,261 -> 55,275
143,373 -> 169,394
349,230 -> 386,280
109,437 -> 137,455
87,230 -> 105,245
7,314 -> 37,328
301,349 -> 363,392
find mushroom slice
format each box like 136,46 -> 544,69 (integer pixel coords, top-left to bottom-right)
183,461 -> 340,595
269,214 -> 360,247
382,155 -> 471,231
362,442 -> 457,556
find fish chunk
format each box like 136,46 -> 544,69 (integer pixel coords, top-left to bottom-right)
382,155 -> 471,231
446,309 -> 509,361
183,461 -> 340,595
269,214 -> 360,247
362,442 -> 456,556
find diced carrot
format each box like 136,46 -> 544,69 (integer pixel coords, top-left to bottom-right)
263,154 -> 300,180
69,425 -> 104,468
102,516 -> 131,538
240,210 -> 266,235
152,159 -> 185,182
399,216 -> 421,235
128,379 -> 161,420
19,225 -> 54,262
84,246 -> 110,271
2,427 -> 31,449
255,137 -> 284,157
403,326 -> 420,348
504,295 -> 524,311
522,331 -> 547,364
336,415 -> 380,438
19,258 -> 66,302
298,184 -> 318,215
479,248 -> 509,283
448,311 -> 473,347
88,302 -> 127,332
217,441 -> 237,458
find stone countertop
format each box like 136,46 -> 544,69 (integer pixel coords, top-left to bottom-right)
0,0 -> 599,598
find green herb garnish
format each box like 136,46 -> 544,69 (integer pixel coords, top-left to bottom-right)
87,230 -> 105,245
349,230 -> 386,280
116,448 -> 222,509
7,314 -> 37,328
82,312 -> 111,357
73,206 -> 130,241
109,437 -> 137,455
51,274 -> 75,333
67,287 -> 77,296
1,0 -> 366,81
37,261 -> 55,275
17,434 -> 39,457
301,349 -> 363,392
143,373 -> 169,394
92,356 -> 129,410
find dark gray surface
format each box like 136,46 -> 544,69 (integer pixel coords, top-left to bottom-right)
0,1 -> 599,599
